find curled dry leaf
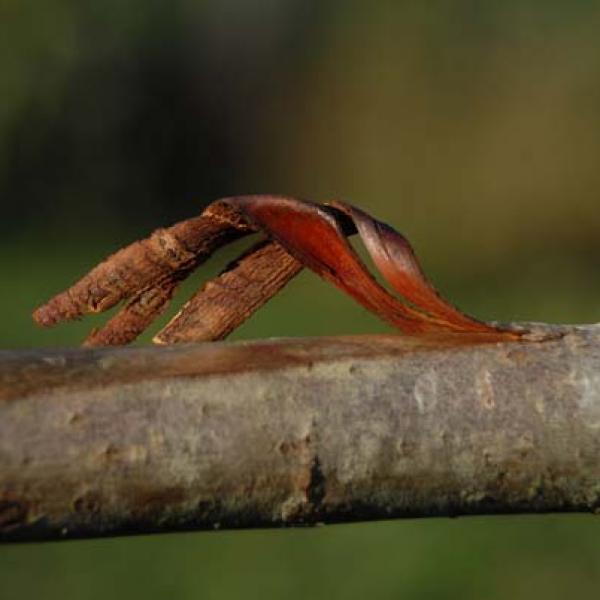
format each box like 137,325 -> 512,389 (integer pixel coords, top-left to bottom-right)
33,196 -> 522,346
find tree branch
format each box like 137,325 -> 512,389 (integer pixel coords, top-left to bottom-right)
2,324 -> 600,543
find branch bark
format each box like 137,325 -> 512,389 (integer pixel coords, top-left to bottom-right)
2,324 -> 600,543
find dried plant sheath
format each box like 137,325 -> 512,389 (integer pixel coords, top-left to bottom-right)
222,197 -> 442,333
155,241 -> 303,344
33,195 -> 523,345
223,197 -> 518,339
330,201 -> 497,333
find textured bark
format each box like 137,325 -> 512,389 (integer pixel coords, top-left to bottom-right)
32,202 -> 254,331
1,324 -> 600,543
155,240 -> 303,344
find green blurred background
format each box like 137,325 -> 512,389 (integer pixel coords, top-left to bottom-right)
2,1 -> 600,598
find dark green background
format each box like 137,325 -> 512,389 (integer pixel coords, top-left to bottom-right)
2,2 -> 600,598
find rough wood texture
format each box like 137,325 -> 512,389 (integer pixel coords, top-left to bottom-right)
155,240 -> 303,344
1,324 -> 600,543
32,202 -> 254,331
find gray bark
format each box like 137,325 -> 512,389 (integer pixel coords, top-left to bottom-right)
1,324 -> 600,543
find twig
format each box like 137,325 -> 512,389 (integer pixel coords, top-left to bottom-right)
155,240 -> 302,344
1,323 -> 599,543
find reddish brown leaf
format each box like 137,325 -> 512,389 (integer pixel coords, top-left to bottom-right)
222,196 -> 452,334
329,201 -> 505,334
224,196 -> 520,340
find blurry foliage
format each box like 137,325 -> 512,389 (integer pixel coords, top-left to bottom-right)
2,2 -> 600,599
